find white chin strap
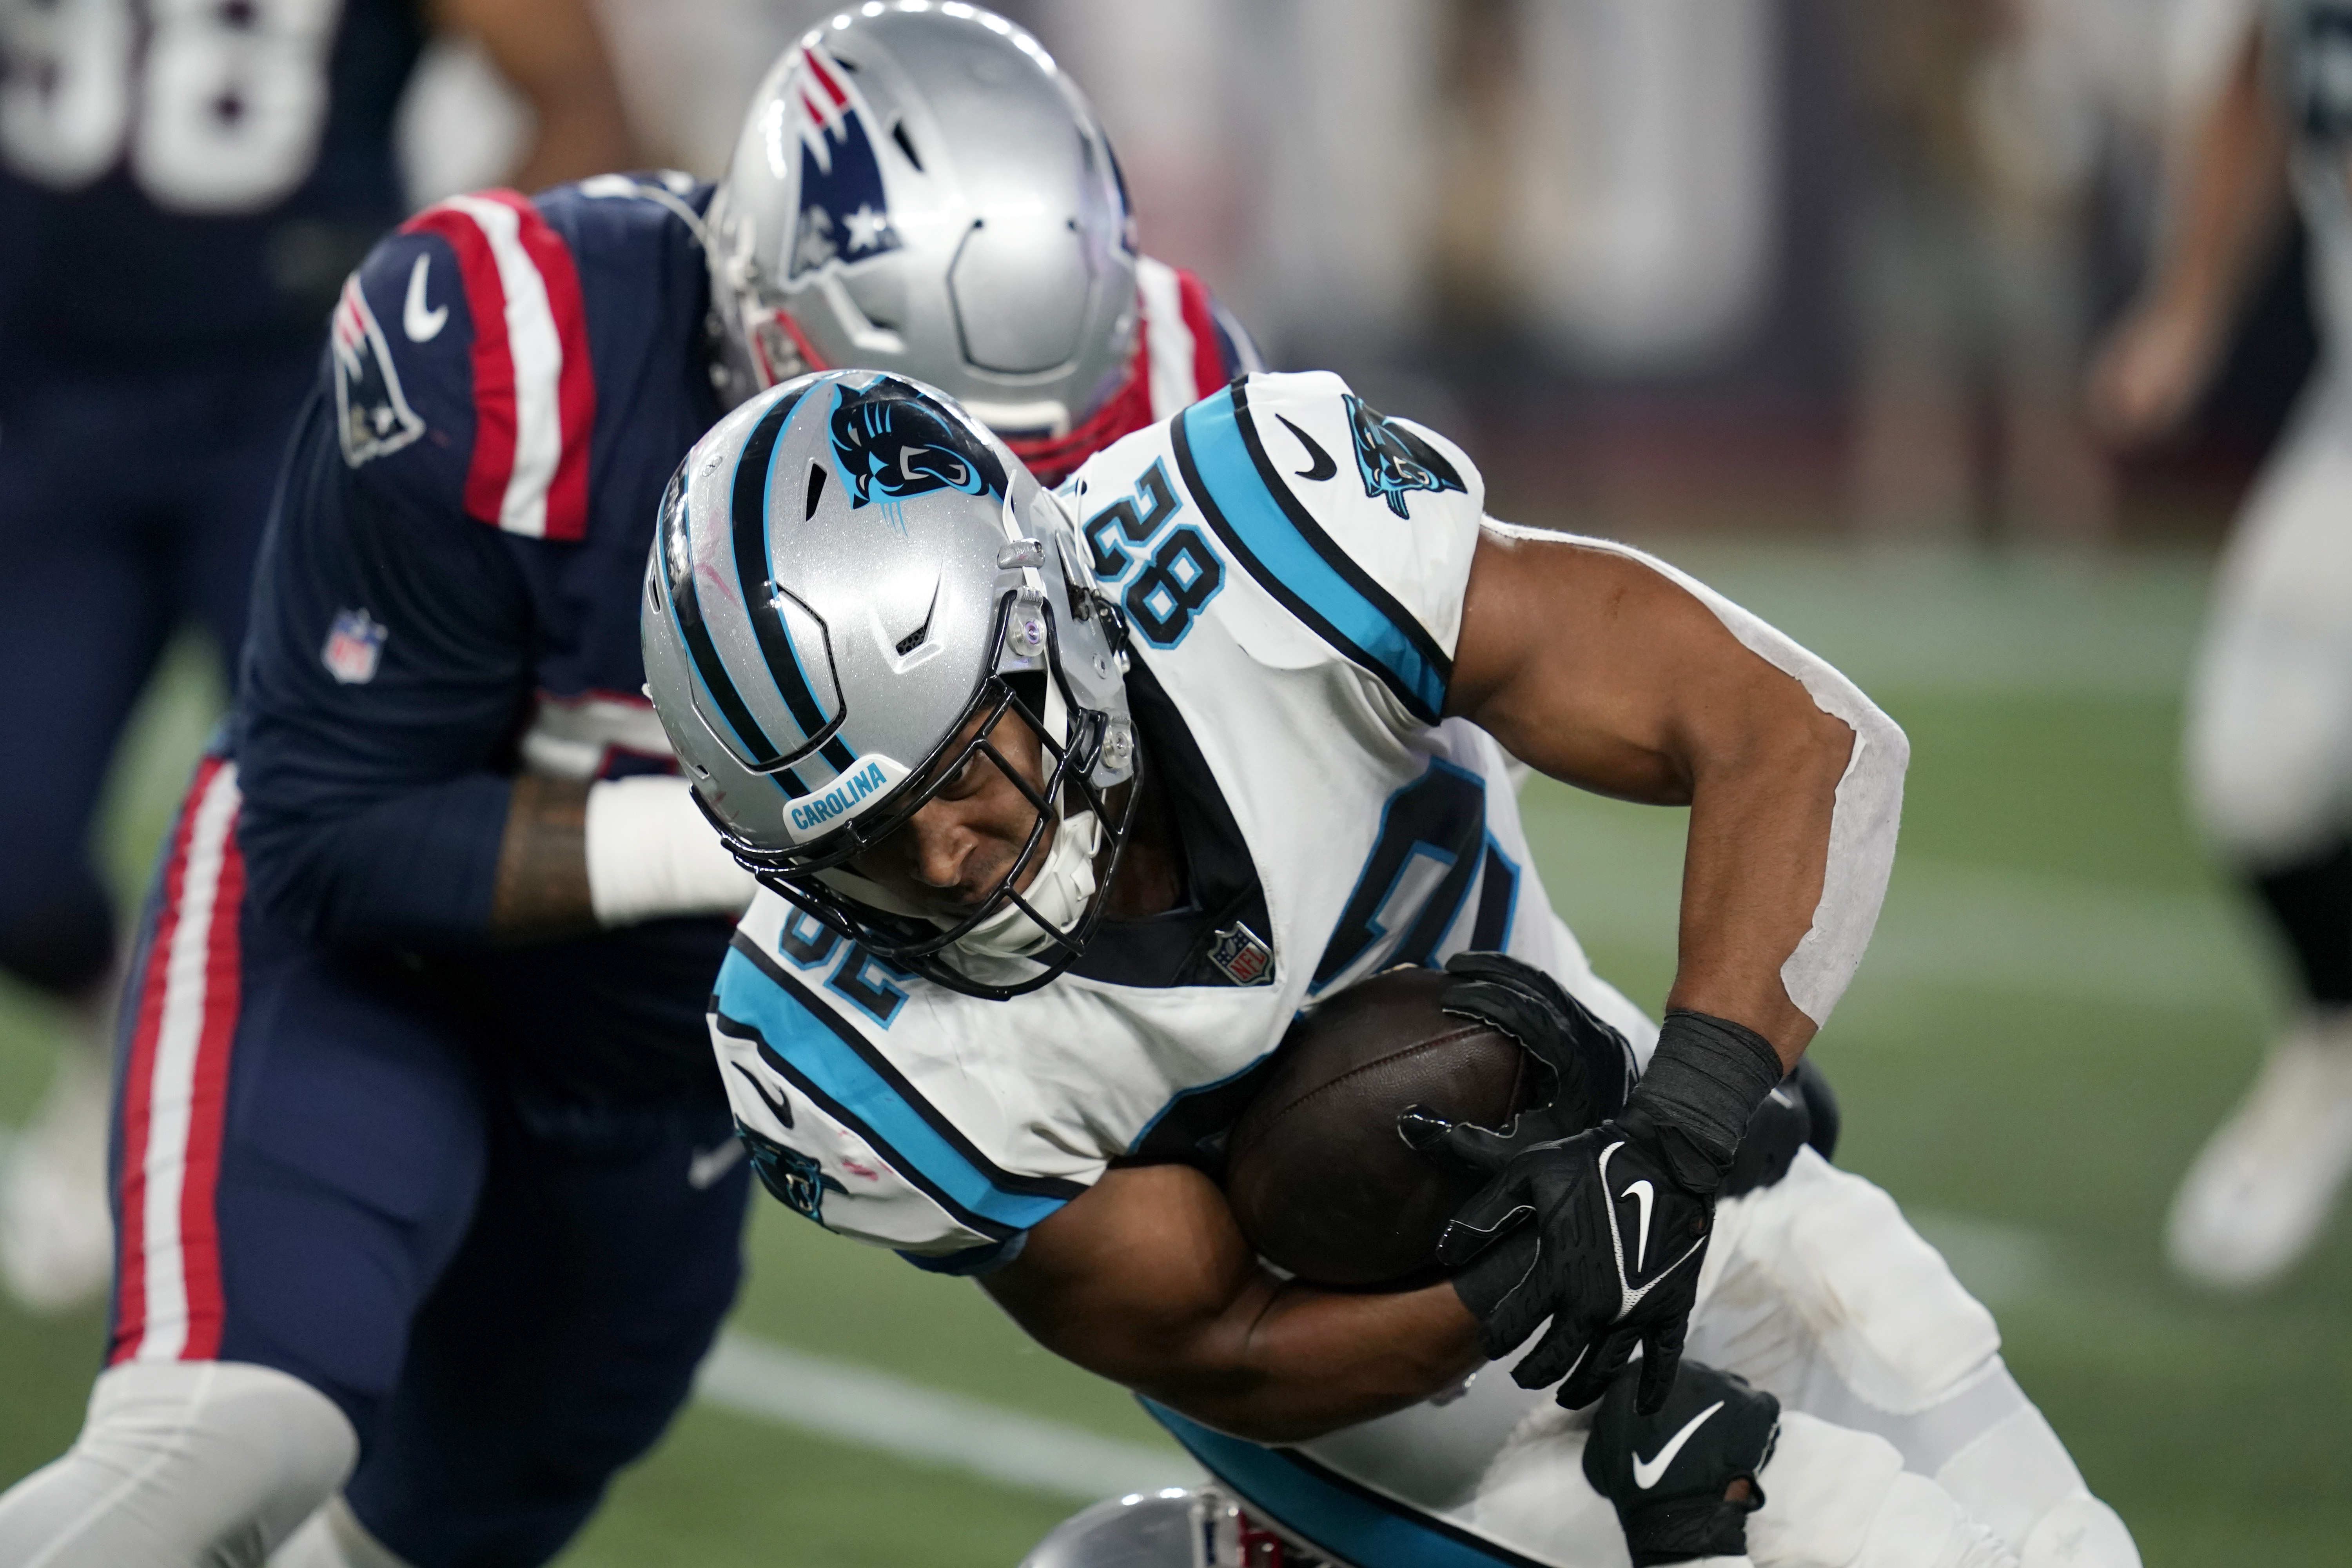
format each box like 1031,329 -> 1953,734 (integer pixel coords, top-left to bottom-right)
953,809 -> 1101,959
955,674 -> 1100,960
816,677 -> 1106,961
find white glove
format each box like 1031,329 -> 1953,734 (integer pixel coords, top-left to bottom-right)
583,775 -> 758,927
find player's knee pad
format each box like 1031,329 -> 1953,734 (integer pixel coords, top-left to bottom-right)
1746,1413 -> 2014,1568
0,1359 -> 358,1568
2185,648 -> 2352,862
1737,1154 -> 2003,1416
1583,1360 -> 1778,1567
2016,1495 -> 2137,1568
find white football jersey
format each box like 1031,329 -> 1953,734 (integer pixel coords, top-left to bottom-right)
708,370 -> 1655,1267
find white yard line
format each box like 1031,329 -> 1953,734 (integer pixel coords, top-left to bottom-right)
694,1332 -> 1200,1501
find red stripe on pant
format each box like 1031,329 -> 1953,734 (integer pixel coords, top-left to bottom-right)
108,758 -> 243,1365
174,815 -> 243,1361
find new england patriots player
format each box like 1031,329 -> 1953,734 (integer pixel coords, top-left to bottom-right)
0,7 -> 1254,1566
0,0 -> 635,1313
652,369 -> 2140,1568
2089,0 -> 2352,1291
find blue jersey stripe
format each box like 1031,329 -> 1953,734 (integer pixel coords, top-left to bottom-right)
712,939 -> 1081,1235
1173,385 -> 1451,722
1144,1402 -> 1549,1568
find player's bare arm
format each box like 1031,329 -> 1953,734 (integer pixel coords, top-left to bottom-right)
983,1163 -> 1481,1444
437,0 -> 639,192
1448,528 -> 1855,1062
1426,525 -> 1907,1412
2088,21 -> 2284,444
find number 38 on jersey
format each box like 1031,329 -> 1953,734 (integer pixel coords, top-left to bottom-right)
0,0 -> 344,212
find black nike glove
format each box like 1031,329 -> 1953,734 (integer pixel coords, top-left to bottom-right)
1416,1105 -> 1715,1411
1406,1003 -> 1786,1414
1583,1359 -> 1779,1568
1428,951 -> 1639,1142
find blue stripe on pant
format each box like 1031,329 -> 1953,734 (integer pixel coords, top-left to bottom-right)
1144,1401 -> 1548,1568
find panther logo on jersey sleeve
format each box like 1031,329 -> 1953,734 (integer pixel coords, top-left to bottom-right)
1345,394 -> 1467,519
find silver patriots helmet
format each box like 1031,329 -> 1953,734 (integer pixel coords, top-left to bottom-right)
641,369 -> 1139,1000
706,4 -> 1140,454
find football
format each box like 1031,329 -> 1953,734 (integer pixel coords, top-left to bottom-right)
1223,965 -> 1539,1287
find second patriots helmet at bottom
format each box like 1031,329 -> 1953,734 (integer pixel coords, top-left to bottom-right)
642,370 -> 1137,1000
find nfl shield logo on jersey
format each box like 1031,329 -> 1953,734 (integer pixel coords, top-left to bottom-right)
321,609 -> 387,685
1209,922 -> 1276,987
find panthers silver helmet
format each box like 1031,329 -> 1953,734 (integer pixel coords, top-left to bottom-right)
641,369 -> 1138,1000
706,4 -> 1141,450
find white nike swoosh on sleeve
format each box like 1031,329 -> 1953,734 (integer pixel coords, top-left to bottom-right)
404,254 -> 448,342
688,1140 -> 748,1189
1632,1399 -> 1725,1489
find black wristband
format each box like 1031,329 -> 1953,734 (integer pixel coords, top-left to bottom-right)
1623,1010 -> 1785,1178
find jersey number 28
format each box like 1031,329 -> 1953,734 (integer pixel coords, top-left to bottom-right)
0,0 -> 341,212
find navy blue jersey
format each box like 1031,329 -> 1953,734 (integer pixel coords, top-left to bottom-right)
231,173 -> 728,1097
0,0 -> 425,359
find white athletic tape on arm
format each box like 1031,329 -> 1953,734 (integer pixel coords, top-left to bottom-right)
1483,525 -> 1908,1027
584,775 -> 759,928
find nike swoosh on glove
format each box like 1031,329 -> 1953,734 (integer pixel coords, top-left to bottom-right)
1412,1107 -> 1716,1413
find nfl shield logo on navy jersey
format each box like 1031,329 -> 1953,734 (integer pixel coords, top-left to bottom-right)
1209,922 -> 1276,986
322,609 -> 387,685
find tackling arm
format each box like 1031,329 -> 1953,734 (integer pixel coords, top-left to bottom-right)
982,1163 -> 1482,1445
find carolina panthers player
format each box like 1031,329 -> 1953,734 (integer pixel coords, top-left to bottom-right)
0,7 -> 1253,1565
2089,0 -> 2352,1290
651,369 -> 2140,1568
0,0 -> 635,1314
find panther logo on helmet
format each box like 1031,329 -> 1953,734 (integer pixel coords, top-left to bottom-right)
828,377 -> 1009,508
1345,394 -> 1466,519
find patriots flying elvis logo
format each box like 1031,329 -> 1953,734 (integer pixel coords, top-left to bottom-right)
782,44 -> 904,279
1345,394 -> 1467,519
828,377 -> 1009,509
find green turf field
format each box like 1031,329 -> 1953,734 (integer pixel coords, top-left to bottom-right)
2,539 -> 2345,1566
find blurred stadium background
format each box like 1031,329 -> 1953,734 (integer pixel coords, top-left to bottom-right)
6,0 -> 2349,1564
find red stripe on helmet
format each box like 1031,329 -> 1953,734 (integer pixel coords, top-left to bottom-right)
1174,268 -> 1228,399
